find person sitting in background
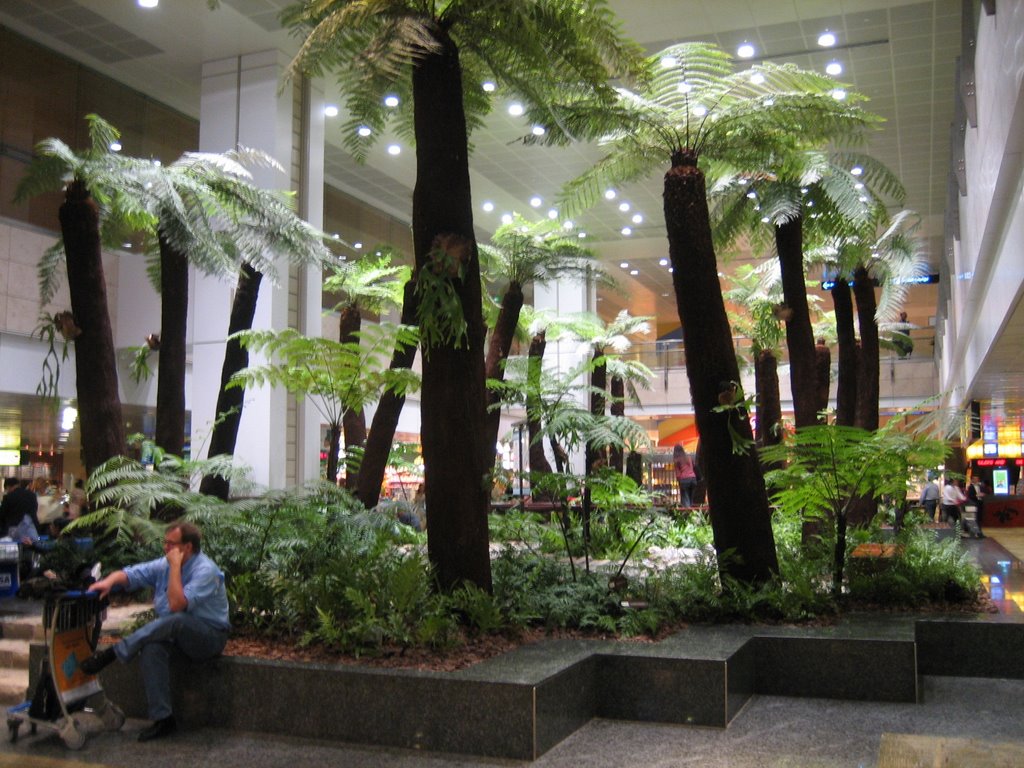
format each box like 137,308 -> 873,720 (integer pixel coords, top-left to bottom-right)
32,477 -> 62,526
68,478 -> 88,519
1,477 -> 39,534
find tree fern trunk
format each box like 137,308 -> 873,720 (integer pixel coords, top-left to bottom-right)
852,266 -> 879,431
338,305 -> 366,490
482,281 -> 524,474
526,331 -> 552,476
356,280 -> 417,510
663,152 -> 778,585
774,217 -> 818,429
814,339 -> 831,422
755,349 -> 782,450
412,32 -> 491,593
200,263 -> 262,500
609,376 -> 625,472
60,180 -> 127,474
155,236 -> 188,459
832,278 -> 857,427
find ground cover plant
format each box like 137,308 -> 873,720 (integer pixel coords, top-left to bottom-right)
51,445 -> 986,669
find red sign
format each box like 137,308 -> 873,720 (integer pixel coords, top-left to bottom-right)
975,459 -> 1006,467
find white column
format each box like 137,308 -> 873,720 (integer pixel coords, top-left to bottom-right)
533,277 -> 594,475
192,51 -> 323,489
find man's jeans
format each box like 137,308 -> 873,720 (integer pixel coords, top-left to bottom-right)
114,612 -> 228,720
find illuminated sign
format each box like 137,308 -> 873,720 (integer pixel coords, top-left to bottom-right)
975,459 -> 1006,467
983,442 -> 999,456
0,450 -> 20,466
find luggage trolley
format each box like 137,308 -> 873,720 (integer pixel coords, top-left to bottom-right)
6,590 -> 124,749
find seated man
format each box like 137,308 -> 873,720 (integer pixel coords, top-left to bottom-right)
82,521 -> 230,742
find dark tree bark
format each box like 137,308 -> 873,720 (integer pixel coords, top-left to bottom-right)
154,237 -> 188,459
664,152 -> 778,585
583,351 -> 607,546
356,280 -> 418,510
831,278 -> 858,427
852,266 -> 880,432
325,422 -> 341,487
338,304 -> 366,489
411,32 -> 491,592
482,281 -> 524,473
814,339 -> 831,422
774,217 -> 818,429
609,375 -> 625,472
200,264 -> 262,500
754,349 -> 782,450
60,180 -> 127,474
526,331 -> 553,477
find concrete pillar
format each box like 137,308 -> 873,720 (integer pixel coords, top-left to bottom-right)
191,51 -> 324,489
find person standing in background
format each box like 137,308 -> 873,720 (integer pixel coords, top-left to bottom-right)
673,444 -> 697,508
920,474 -> 940,521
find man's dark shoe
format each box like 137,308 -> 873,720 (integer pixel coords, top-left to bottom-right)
138,715 -> 177,742
79,647 -> 116,676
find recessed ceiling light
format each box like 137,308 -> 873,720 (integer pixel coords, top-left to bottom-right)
660,55 -> 677,68
851,165 -> 863,176
357,125 -> 372,137
659,258 -> 669,266
677,81 -> 693,94
818,31 -> 837,47
532,125 -> 546,136
669,267 -> 674,273
547,208 -> 558,219
482,201 -> 494,212
386,144 -> 401,155
737,42 -> 755,59
354,242 -> 363,249
761,216 -> 770,223
750,72 -> 765,85
562,220 -> 574,230
618,202 -> 630,212
621,227 -> 632,236
508,102 -> 525,116
530,196 -> 542,207
501,213 -> 513,225
831,88 -> 846,101
383,94 -> 400,107
153,160 -> 161,167
746,190 -> 757,199
109,141 -> 122,152
826,61 -> 843,76
693,105 -> 707,117
324,105 -> 339,117
332,233 -> 341,240
632,213 -> 643,224
619,262 -> 629,269
138,0 -> 158,7
604,189 -> 617,200
482,81 -> 496,92
854,182 -> 864,190
629,269 -> 639,276
577,232 -> 586,239
859,196 -> 868,202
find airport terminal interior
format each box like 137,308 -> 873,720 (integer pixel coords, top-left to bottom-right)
0,0 -> 1023,766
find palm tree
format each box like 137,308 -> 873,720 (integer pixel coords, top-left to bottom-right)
724,265 -> 785,451
479,213 -> 607,471
550,43 -> 872,584
323,251 -> 410,488
811,210 -> 928,431
17,116 -> 330,479
712,149 -> 899,430
282,0 -> 645,592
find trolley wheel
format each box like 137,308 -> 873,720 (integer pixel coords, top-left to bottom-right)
100,703 -> 125,731
7,719 -> 18,743
60,719 -> 86,750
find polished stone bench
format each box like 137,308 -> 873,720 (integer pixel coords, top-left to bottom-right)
27,615 -> 950,760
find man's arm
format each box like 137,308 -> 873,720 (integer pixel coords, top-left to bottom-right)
90,570 -> 129,599
165,547 -> 187,613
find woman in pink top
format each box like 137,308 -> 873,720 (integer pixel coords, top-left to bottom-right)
673,444 -> 697,507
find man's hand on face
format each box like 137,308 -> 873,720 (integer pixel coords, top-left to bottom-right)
163,530 -> 190,569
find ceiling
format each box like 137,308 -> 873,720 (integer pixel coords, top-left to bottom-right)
2,0 -> 1020,451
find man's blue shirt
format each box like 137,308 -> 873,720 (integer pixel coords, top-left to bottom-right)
123,552 -> 230,631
